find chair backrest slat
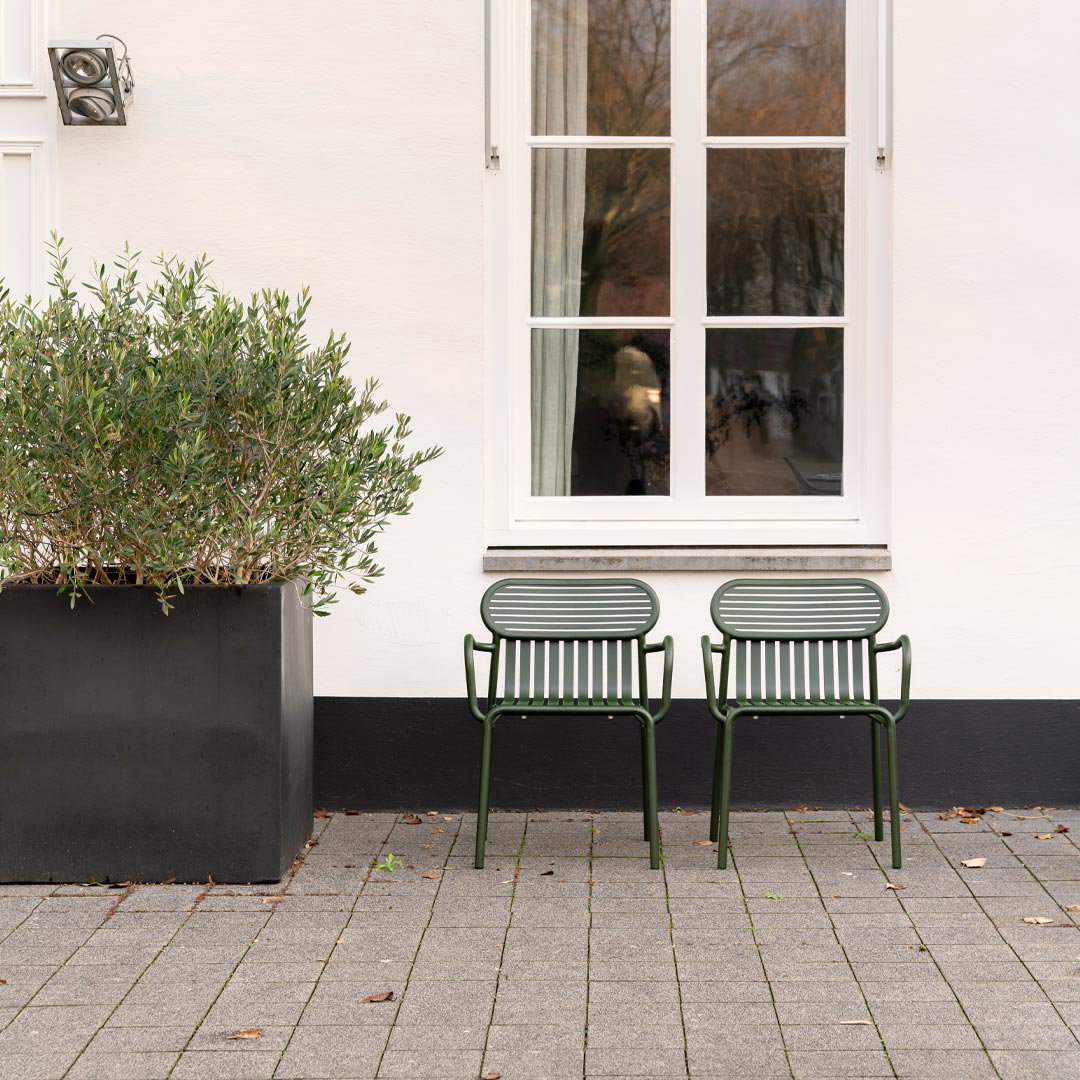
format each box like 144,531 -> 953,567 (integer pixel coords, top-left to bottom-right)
483,579 -> 659,640
711,579 -> 885,703
712,579 -> 888,640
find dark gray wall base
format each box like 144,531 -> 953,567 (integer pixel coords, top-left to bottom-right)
315,697 -> 1080,811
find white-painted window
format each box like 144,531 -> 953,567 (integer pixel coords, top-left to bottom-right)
485,0 -> 889,547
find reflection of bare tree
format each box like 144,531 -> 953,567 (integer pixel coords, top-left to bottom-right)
708,0 -> 845,136
580,149 -> 669,316
708,149 -> 843,317
585,0 -> 670,136
706,2 -> 845,316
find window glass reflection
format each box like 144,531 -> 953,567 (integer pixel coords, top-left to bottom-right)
533,329 -> 670,496
707,149 -> 843,317
533,149 -> 670,317
705,328 -> 842,496
533,0 -> 671,136
708,0 -> 845,136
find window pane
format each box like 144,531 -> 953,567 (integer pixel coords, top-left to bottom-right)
707,149 -> 843,317
533,148 -> 670,317
705,328 -> 842,496
533,329 -> 669,496
533,0 -> 671,136
707,0 -> 845,136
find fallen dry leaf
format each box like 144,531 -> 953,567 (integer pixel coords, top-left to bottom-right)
107,881 -> 133,890
790,804 -> 809,813
162,877 -> 176,885
540,870 -> 554,876
885,883 -> 906,891
961,858 -> 987,868
345,809 -> 361,816
840,1019 -> 872,1025
1023,917 -> 1053,925
0,979 -> 7,985
1000,831 -> 1013,837
960,817 -> 980,825
1057,824 -> 1070,834
427,811 -> 439,816
261,896 -> 283,905
362,992 -> 396,1003
899,802 -> 912,814
402,814 -> 423,825
1036,834 -> 1054,841
693,840 -> 713,847
987,805 -> 1004,813
482,1072 -> 502,1080
226,1028 -> 263,1040
939,807 -> 960,821
420,872 -> 440,880
1064,904 -> 1080,913
314,808 -> 331,819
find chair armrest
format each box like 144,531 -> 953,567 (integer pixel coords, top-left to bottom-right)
701,635 -> 727,720
644,636 -> 674,723
464,635 -> 495,722
874,635 -> 912,722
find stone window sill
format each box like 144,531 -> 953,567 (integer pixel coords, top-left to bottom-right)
482,546 -> 891,573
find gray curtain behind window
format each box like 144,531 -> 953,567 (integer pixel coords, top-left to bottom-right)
531,0 -> 588,496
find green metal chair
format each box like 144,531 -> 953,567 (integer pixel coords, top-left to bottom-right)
465,578 -> 673,870
701,578 -> 911,869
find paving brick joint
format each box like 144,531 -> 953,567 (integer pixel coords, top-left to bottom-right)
0,807 -> 1078,1079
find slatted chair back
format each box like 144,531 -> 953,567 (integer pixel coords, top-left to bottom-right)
711,579 -> 888,704
481,579 -> 660,706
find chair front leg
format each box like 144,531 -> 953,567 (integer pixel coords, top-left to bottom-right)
871,719 -> 883,842
717,719 -> 735,870
709,722 -> 724,843
640,726 -> 650,841
475,717 -> 495,869
885,717 -> 902,869
643,719 -> 660,869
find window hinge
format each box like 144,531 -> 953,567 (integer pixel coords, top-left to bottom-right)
488,145 -> 500,171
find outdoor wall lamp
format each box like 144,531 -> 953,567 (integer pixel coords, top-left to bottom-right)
48,36 -> 134,126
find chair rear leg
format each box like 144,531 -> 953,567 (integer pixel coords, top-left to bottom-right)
475,718 -> 494,869
717,720 -> 734,870
709,722 -> 724,843
643,721 -> 660,869
885,718 -> 902,869
871,719 -> 884,842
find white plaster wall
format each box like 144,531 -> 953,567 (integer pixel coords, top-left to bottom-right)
34,0 -> 1080,699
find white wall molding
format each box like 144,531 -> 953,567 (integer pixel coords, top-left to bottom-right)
0,139 -> 46,298
0,0 -> 46,97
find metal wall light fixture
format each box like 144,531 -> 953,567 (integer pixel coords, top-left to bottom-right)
48,36 -> 134,126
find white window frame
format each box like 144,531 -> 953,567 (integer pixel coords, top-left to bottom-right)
484,0 -> 890,548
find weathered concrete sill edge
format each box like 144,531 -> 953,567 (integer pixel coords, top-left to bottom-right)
483,546 -> 892,573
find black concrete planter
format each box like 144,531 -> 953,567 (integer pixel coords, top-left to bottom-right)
0,581 -> 313,883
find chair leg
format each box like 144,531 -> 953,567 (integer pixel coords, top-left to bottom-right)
709,723 -> 724,843
641,726 -> 650,841
885,718 -> 902,869
643,721 -> 660,869
717,719 -> 734,870
871,719 -> 884,842
474,718 -> 494,870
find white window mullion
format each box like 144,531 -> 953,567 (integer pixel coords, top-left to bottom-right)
668,0 -> 707,506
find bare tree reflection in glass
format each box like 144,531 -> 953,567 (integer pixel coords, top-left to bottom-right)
707,0 -> 845,137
